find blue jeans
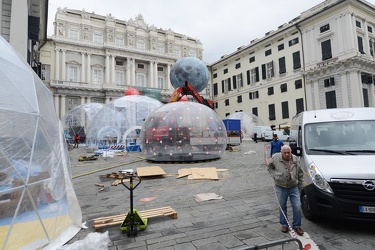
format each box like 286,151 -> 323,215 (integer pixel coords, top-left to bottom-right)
275,185 -> 302,228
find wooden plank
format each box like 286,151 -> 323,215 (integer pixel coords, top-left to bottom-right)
136,166 -> 166,177
93,206 -> 177,231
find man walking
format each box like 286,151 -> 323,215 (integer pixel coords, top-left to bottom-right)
267,145 -> 304,236
270,133 -> 284,156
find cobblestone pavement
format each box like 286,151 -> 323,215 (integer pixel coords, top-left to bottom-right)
67,140 -> 375,250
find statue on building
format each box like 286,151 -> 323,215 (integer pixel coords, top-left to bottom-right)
58,23 -> 65,36
106,13 -> 115,22
83,27 -> 90,40
57,7 -> 67,15
82,9 -> 90,19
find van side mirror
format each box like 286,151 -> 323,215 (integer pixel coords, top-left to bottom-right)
289,141 -> 302,156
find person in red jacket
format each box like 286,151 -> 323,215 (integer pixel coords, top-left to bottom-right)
73,134 -> 81,148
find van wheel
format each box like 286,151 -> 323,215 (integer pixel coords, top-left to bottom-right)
301,193 -> 316,221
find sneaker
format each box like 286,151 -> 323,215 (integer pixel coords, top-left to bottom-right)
281,226 -> 288,233
293,227 -> 304,236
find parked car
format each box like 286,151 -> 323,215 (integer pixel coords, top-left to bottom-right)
251,126 -> 272,141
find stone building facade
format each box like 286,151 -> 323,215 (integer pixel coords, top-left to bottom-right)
210,0 -> 375,128
40,8 -> 205,119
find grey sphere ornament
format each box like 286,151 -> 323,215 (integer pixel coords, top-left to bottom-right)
170,57 -> 209,93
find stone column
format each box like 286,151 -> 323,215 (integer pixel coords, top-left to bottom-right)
126,58 -> 131,86
369,82 -> 375,107
111,55 -> 115,85
62,50 -> 66,81
364,19 -> 370,54
154,62 -> 158,88
55,49 -> 60,80
131,59 -> 136,86
61,95 -> 66,118
87,54 -> 91,83
149,61 -> 154,88
341,72 -> 349,107
105,55 -> 110,84
167,64 -> 171,90
54,95 -> 60,118
87,97 -> 91,104
81,53 -> 85,83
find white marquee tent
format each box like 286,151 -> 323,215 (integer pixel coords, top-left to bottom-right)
0,37 -> 82,249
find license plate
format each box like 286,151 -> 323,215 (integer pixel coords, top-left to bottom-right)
359,206 -> 375,213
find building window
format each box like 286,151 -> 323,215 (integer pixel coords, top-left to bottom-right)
252,107 -> 258,117
189,51 -> 196,57
278,44 -> 284,51
356,20 -> 361,28
94,33 -> 103,44
222,79 -> 230,93
268,86 -> 274,95
279,57 -> 286,74
138,64 -> 145,69
296,98 -> 304,114
237,95 -> 242,103
233,73 -> 243,89
249,67 -> 259,84
281,101 -> 289,119
157,66 -> 164,72
225,112 -> 230,117
115,71 -> 125,85
41,64 -> 50,81
266,62 -> 274,78
268,104 -> 276,120
363,88 -> 370,107
293,51 -> 301,69
225,99 -> 230,106
136,73 -> 146,87
137,40 -> 145,50
321,39 -> 332,60
320,24 -> 330,33
224,68 -> 228,74
358,36 -> 365,54
67,64 -> 80,82
249,91 -> 259,100
158,76 -> 165,89
213,83 -> 218,96
68,29 -> 79,40
115,37 -> 124,46
326,91 -> 337,109
368,26 -> 373,33
174,49 -> 181,57
324,77 -> 335,87
288,37 -> 299,46
280,83 -> 287,93
295,79 -> 302,89
92,68 -> 103,84
158,46 -> 165,53
265,49 -> 272,56
213,73 -> 217,78
370,39 -> 375,57
235,63 -> 241,69
249,56 -> 255,63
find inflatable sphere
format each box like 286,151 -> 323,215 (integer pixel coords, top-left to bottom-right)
170,57 -> 209,93
124,87 -> 140,96
140,102 -> 227,162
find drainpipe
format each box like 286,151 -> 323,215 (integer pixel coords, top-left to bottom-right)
296,24 -> 308,111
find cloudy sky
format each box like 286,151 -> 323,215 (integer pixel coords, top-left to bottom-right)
47,0 -> 375,64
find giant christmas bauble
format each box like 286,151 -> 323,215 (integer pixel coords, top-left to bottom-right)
170,57 -> 209,93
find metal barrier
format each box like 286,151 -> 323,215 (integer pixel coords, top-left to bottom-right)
239,238 -> 303,250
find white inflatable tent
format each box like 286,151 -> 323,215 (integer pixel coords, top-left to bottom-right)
0,37 -> 82,249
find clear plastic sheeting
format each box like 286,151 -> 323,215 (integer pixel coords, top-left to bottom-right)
226,112 -> 264,139
140,102 -> 227,162
61,103 -> 104,144
86,95 -> 163,148
0,36 -> 82,250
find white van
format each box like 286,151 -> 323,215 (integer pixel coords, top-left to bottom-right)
264,130 -> 289,142
289,107 -> 375,221
251,126 -> 272,141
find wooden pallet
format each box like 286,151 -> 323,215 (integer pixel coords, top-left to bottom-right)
93,206 -> 177,231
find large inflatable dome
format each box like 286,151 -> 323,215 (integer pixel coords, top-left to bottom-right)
0,36 -> 82,249
140,102 -> 227,162
62,103 -> 104,143
226,112 -> 264,139
86,95 -> 163,147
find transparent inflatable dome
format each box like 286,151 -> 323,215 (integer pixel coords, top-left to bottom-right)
140,102 -> 227,162
86,95 -> 163,147
226,112 -> 264,139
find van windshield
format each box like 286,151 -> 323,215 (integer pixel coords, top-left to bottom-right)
304,120 -> 375,155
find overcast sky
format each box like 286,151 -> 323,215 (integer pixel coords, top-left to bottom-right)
47,0 -> 375,64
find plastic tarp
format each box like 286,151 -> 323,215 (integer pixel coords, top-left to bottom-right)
0,36 -> 82,249
226,112 -> 264,139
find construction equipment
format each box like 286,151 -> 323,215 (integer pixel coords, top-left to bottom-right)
119,172 -> 147,237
